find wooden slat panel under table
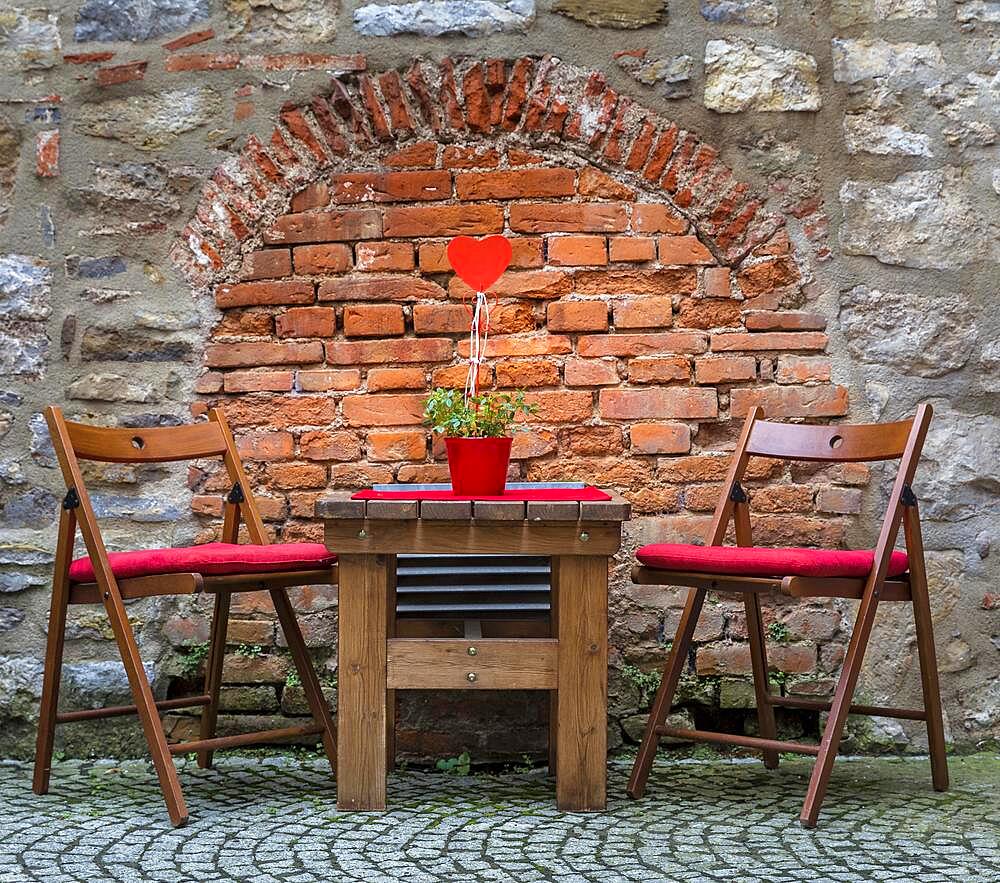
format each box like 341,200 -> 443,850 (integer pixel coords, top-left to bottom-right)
317,485 -> 630,812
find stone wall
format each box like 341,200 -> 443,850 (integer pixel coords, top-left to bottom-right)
0,0 -> 997,762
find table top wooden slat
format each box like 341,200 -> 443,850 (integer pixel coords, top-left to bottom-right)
315,487 -> 629,524
526,500 -> 586,521
580,494 -> 631,522
365,499 -> 419,520
314,493 -> 366,519
419,499 -> 473,520
472,499 -> 527,520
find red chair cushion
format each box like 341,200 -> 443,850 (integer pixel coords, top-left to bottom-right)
68,542 -> 336,583
635,544 -> 909,579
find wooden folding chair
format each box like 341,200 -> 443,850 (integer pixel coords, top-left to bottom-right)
626,404 -> 947,827
33,406 -> 338,827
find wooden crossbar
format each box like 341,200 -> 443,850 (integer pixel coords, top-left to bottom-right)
169,723 -> 324,755
768,695 -> 927,721
56,694 -> 212,723
654,726 -> 821,757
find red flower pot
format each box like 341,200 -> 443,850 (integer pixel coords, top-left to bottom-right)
445,436 -> 512,496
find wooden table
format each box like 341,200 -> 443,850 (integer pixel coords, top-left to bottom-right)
316,486 -> 629,812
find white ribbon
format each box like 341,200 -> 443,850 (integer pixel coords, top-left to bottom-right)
464,289 -> 490,403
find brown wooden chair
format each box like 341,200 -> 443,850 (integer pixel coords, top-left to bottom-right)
33,406 -> 338,827
626,404 -> 948,827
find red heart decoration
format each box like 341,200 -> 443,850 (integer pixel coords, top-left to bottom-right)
446,235 -> 512,293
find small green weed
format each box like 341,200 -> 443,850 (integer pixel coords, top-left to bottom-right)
436,751 -> 471,776
770,669 -> 790,689
622,663 -> 662,709
767,622 -> 790,644
177,643 -> 210,677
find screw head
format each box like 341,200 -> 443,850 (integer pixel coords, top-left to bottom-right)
579,531 -> 590,542
357,529 -> 367,539
466,672 -> 477,683
467,646 -> 478,657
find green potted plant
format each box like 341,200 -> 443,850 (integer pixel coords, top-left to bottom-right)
423,388 -> 537,495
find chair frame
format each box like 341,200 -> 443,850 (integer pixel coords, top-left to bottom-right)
32,406 -> 338,827
626,404 -> 948,827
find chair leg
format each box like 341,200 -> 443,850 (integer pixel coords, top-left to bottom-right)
104,593 -> 188,827
744,592 -> 779,769
270,589 -> 337,775
799,589 -> 881,828
627,587 -> 706,799
198,591 -> 230,770
33,510 -> 74,795
904,508 -> 949,791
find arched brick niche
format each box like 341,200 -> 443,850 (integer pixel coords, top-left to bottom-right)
172,56 -> 859,751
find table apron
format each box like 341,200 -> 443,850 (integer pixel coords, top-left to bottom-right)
324,519 -> 622,556
386,638 -> 558,690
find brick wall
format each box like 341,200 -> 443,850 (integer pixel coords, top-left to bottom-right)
2,1 -> 995,760
171,56 -> 866,756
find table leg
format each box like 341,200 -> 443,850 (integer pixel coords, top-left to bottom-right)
555,555 -> 608,811
386,555 -> 397,771
337,553 -> 389,810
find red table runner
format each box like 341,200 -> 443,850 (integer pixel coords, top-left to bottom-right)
352,486 -> 611,502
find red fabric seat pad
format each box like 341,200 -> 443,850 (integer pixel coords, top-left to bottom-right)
635,544 -> 909,579
68,542 -> 336,584
352,486 -> 610,502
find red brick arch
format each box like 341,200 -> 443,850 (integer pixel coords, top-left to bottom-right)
174,55 -> 790,284
174,55 -> 852,547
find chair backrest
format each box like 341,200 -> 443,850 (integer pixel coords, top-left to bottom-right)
746,418 -> 914,463
62,420 -> 229,464
44,406 -> 268,594
707,404 -> 933,592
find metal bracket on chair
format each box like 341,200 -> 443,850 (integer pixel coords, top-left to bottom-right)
900,484 -> 918,507
729,481 -> 748,504
226,482 -> 245,505
62,487 -> 80,510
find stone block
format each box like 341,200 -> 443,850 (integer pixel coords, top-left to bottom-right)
355,0 -> 535,36
0,255 -> 51,321
1,487 -> 58,529
80,325 -> 195,362
28,413 -> 55,467
700,0 -> 778,25
956,0 -> 1000,22
838,285 -> 975,377
227,0 -> 339,43
921,406 -> 1000,522
280,683 -> 336,715
219,686 -> 279,713
840,167 -> 995,269
65,255 -> 126,279
832,0 -> 936,25
0,8 -> 60,70
615,50 -> 693,98
76,87 -> 223,151
832,38 -> 946,86
66,372 -> 162,403
0,608 -> 24,634
704,39 -> 821,113
843,110 -> 931,157
75,0 -> 210,42
553,0 -> 665,28
622,709 -> 695,743
0,329 -> 47,377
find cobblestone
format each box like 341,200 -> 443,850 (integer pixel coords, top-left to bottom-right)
0,754 -> 998,881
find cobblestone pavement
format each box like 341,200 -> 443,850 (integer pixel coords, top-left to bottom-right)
1,754 -> 998,882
